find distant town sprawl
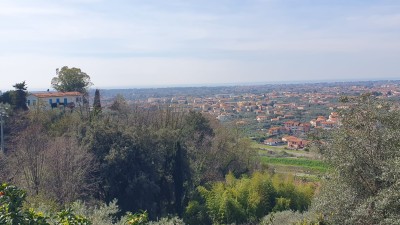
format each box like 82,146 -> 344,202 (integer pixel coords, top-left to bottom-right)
24,80 -> 400,149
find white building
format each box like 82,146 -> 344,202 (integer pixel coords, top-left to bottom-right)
26,91 -> 83,109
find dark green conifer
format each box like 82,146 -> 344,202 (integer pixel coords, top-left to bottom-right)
12,81 -> 28,111
93,89 -> 102,113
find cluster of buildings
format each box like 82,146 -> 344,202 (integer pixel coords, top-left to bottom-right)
309,112 -> 340,129
24,82 -> 400,151
106,82 -> 400,149
265,113 -> 340,149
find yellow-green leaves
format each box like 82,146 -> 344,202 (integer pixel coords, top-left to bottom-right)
189,172 -> 316,224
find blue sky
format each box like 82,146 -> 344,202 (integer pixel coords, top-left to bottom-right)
1,0 -> 400,91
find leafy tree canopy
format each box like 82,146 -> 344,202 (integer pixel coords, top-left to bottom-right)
312,94 -> 400,224
0,91 -> 13,105
51,66 -> 92,93
187,172 -> 315,224
13,81 -> 27,91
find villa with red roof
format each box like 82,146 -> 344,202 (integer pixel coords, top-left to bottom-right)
282,136 -> 308,149
26,91 -> 83,109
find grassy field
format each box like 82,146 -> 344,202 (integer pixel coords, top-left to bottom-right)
253,141 -> 329,180
260,156 -> 329,173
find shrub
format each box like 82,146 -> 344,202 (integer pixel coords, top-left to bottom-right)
148,217 -> 185,225
0,183 -> 91,225
186,172 -> 316,224
124,211 -> 148,225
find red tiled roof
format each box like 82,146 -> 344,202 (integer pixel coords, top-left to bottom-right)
321,121 -> 336,125
284,120 -> 301,125
31,92 -> 82,98
265,138 -> 280,142
286,137 -> 299,142
282,135 -> 298,141
269,127 -> 281,131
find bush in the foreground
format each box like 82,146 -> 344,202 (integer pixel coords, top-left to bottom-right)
0,183 -> 90,225
311,95 -> 400,224
148,217 -> 185,225
0,183 -> 185,225
185,172 -> 316,224
260,210 -> 329,225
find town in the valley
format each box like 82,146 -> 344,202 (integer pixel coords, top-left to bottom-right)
19,80 -> 400,151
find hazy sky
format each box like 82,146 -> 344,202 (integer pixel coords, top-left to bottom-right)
1,0 -> 400,91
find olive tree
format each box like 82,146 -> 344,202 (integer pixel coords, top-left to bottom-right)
312,94 -> 400,224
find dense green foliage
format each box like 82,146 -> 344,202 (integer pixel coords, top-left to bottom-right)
1,183 -> 183,225
0,183 -> 90,225
0,81 -> 28,111
260,210 -> 326,225
1,100 -> 256,221
51,66 -> 92,93
124,211 -> 149,225
311,94 -> 400,224
185,172 -> 315,224
85,108 -> 255,218
0,91 -> 12,105
12,81 -> 28,111
93,89 -> 102,113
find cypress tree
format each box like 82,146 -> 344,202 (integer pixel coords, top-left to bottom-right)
93,89 -> 102,113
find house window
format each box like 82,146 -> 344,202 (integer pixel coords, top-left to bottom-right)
27,100 -> 30,106
49,99 -> 53,104
56,98 -> 60,103
64,98 -> 67,105
33,100 -> 36,106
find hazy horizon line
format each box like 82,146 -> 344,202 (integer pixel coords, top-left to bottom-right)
3,77 -> 399,93
90,77 -> 400,90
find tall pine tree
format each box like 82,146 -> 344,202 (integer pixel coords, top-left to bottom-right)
12,81 -> 28,111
